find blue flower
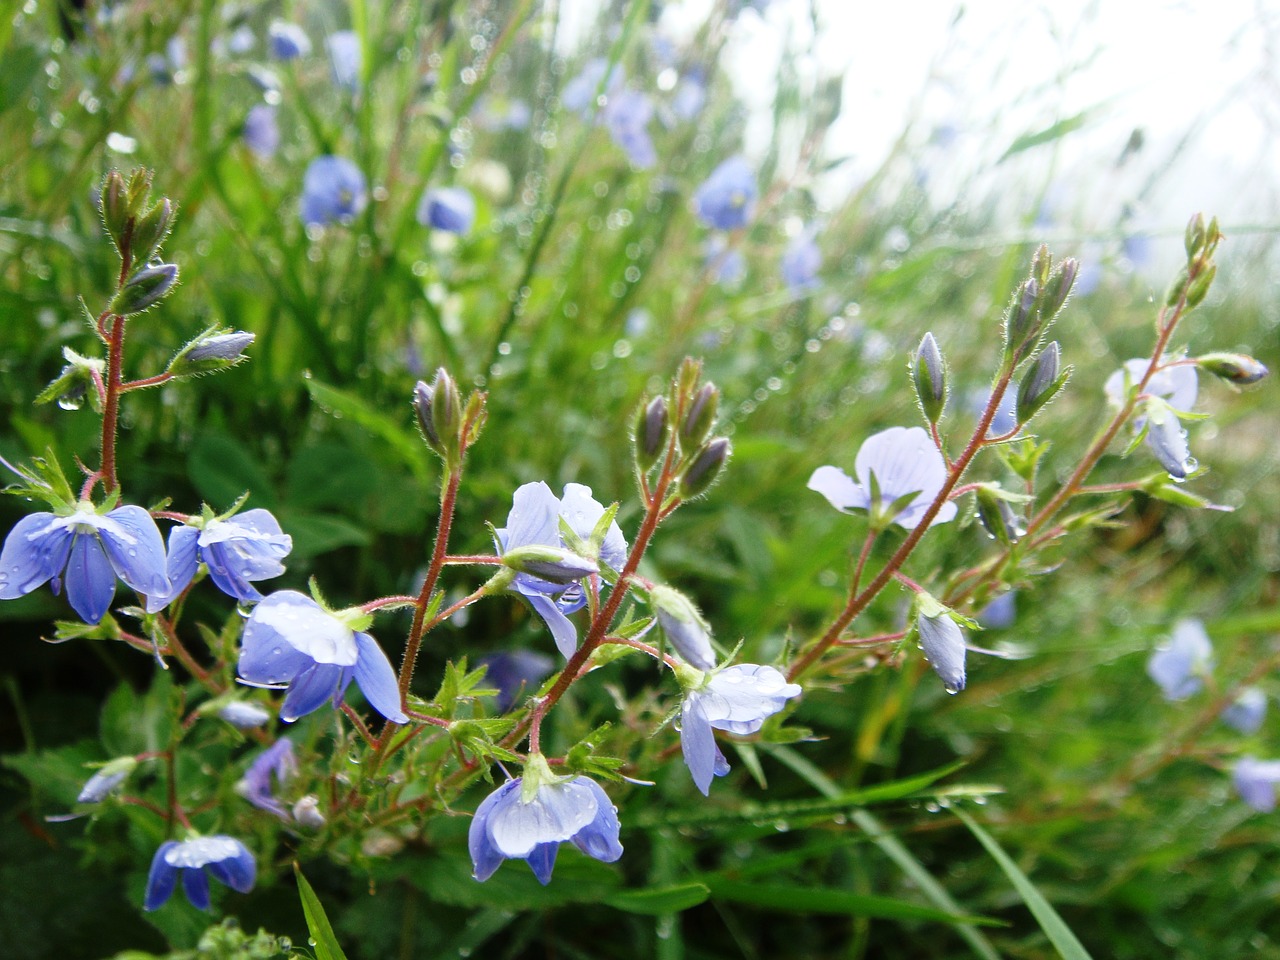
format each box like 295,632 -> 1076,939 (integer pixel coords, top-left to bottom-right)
417,186 -> 475,234
161,508 -> 292,604
239,737 -> 296,818
469,760 -> 623,884
1233,756 -> 1280,813
603,89 -> 656,168
808,426 -> 958,530
243,104 -> 279,160
237,591 -> 408,724
1104,358 -> 1199,478
704,235 -> 745,285
1222,688 -> 1267,735
977,592 -> 1017,629
300,156 -> 367,226
671,71 -> 706,121
694,156 -> 756,230
1147,618 -> 1213,701
917,612 -> 967,694
478,649 -> 555,712
77,757 -> 136,803
562,58 -> 623,115
326,30 -> 360,90
0,503 -> 170,624
781,229 -> 821,292
650,585 -> 717,670
680,665 -> 801,795
496,482 -> 627,658
268,21 -> 311,60
144,835 -> 256,911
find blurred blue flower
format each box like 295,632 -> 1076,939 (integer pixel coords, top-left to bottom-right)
1105,358 -> 1199,477
268,21 -> 311,60
808,426 -> 958,530
144,836 -> 256,911
1233,756 -> 1280,812
781,229 -> 821,292
671,71 -> 706,121
694,156 -> 756,230
704,235 -> 745,285
475,96 -> 532,131
1222,688 -> 1267,735
218,701 -> 272,729
300,156 -> 367,226
917,611 -> 967,693
417,186 -> 475,234
496,482 -> 627,658
680,664 -> 801,794
326,30 -> 361,90
1147,619 -> 1213,701
562,58 -> 622,115
984,388 -> 1018,437
239,737 -> 295,818
161,508 -> 291,605
604,89 -> 656,168
0,503 -> 170,624
238,590 -> 408,724
978,592 -> 1017,629
469,766 -> 623,884
243,104 -> 279,160
478,649 -> 555,712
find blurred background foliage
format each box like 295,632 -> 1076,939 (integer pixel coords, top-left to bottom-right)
1,0 -> 1278,957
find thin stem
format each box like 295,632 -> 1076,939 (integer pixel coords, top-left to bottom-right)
119,372 -> 174,391
99,311 -> 126,496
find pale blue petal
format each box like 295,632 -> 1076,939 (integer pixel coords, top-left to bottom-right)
854,427 -> 949,525
570,778 -> 623,863
1234,757 -> 1280,813
680,695 -> 719,795
143,842 -> 180,911
489,779 -> 598,857
280,662 -> 345,722
1222,688 -> 1267,735
353,631 -> 408,723
156,525 -> 200,610
560,483 -> 628,571
182,867 -> 211,910
470,779 -> 519,881
524,591 -> 579,659
244,590 -> 357,667
526,842 -> 559,885
0,512 -> 73,599
1147,619 -> 1212,701
702,664 -> 801,734
918,613 -> 967,693
99,505 -> 170,600
64,534 -> 116,624
807,465 -> 869,513
504,482 -> 561,550
238,598 -> 315,685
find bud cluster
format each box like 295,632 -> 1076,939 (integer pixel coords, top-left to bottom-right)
1002,245 -> 1078,366
1165,213 -> 1222,311
101,169 -> 180,317
632,358 -> 731,500
412,367 -> 488,467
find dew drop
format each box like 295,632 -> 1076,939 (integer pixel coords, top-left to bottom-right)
944,684 -> 960,695
57,393 -> 85,411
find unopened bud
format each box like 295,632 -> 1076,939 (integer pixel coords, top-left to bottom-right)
1016,341 -> 1065,422
634,396 -> 669,471
100,171 -> 130,245
218,701 -> 272,729
502,545 -> 598,583
131,197 -> 175,263
413,380 -> 442,451
1196,352 -> 1269,385
650,584 -> 716,669
1005,278 -> 1040,358
292,795 -> 327,829
35,347 -> 104,409
1030,243 -> 1052,285
912,332 -> 946,423
109,263 -> 178,315
678,437 -> 730,498
1184,263 -> 1216,308
1042,258 -> 1077,319
461,389 -> 488,449
77,756 -> 138,804
1185,213 -> 1207,260
1144,401 -> 1192,479
168,330 -> 254,377
917,612 -> 966,694
681,384 -> 719,448
413,368 -> 462,460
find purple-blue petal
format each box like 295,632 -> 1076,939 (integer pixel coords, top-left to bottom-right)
143,842 -> 180,911
182,867 -> 212,910
206,843 -> 256,892
570,778 -> 623,863
680,695 -> 719,795
353,631 -> 408,723
0,512 -> 73,599
526,841 -> 559,885
100,505 -> 171,600
523,591 -> 579,659
280,662 -> 346,722
469,779 -> 520,881
158,524 -> 200,609
64,533 -> 117,624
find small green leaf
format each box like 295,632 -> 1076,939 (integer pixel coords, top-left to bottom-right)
294,863 -> 350,960
604,882 -> 710,915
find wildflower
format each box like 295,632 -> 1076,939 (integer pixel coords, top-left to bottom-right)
1233,756 -> 1280,813
1146,618 -> 1213,701
704,235 -> 745,285
603,89 -> 656,168
1222,688 -> 1267,735
267,21 -> 311,60
238,737 -> 296,818
77,757 -> 137,804
694,156 -> 756,230
161,508 -> 291,604
144,835 -> 256,911
1104,358 -> 1198,478
808,426 -> 958,530
243,104 -> 279,160
0,503 -> 170,624
469,757 -> 623,884
218,701 -> 272,729
300,156 -> 367,226
238,590 -> 408,724
562,58 -> 622,114
495,482 -> 627,658
917,611 -> 967,693
671,71 -> 706,121
978,592 -> 1016,629
326,30 -> 361,90
478,649 -> 556,712
650,585 -> 716,669
417,186 -> 475,234
781,230 -> 821,292
680,665 -> 801,795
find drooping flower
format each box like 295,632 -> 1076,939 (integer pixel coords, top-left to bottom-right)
243,104 -> 279,160
267,21 -> 311,60
160,508 -> 291,605
238,590 -> 408,724
808,426 -> 958,530
478,649 -> 556,712
495,482 -> 627,658
1233,756 -> 1280,813
238,737 -> 296,818
417,186 -> 475,234
1104,358 -> 1199,478
917,611 -> 967,693
1147,619 -> 1213,701
680,665 -> 801,795
650,585 -> 717,670
469,758 -> 623,884
326,30 -> 361,90
781,229 -> 821,292
0,503 -> 170,624
1222,688 -> 1267,735
603,89 -> 657,168
300,156 -> 367,226
77,756 -> 137,804
144,835 -> 256,911
694,156 -> 756,230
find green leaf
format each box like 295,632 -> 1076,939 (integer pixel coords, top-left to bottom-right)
294,863 -> 351,960
187,433 -> 277,511
954,807 -> 1095,960
304,378 -> 430,482
998,110 -> 1091,162
603,882 -> 710,915
705,879 -> 995,924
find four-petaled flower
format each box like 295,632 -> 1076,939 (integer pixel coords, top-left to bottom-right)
239,737 -> 296,818
417,186 -> 475,234
469,762 -> 623,885
144,835 -> 256,911
808,426 -> 958,530
238,591 -> 408,724
1233,756 -> 1280,813
0,503 -> 170,624
1147,618 -> 1213,701
694,156 -> 756,230
300,156 -> 367,226
495,482 -> 627,658
161,508 -> 292,605
680,664 -> 801,795
1104,358 -> 1199,478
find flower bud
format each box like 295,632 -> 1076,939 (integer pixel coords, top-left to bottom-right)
35,347 -> 105,410
649,584 -> 716,669
1016,341 -> 1065,422
292,795 -> 327,829
413,379 -> 442,452
1184,263 -> 1216,308
100,171 -> 130,246
912,332 -> 946,423
218,701 -> 272,729
501,545 -> 598,583
168,330 -> 254,377
1041,258 -> 1077,319
917,611 -> 967,694
131,196 -> 175,264
413,368 -> 463,460
680,383 -> 719,448
975,487 -> 1019,547
77,756 -> 138,804
678,437 -> 730,498
1144,401 -> 1192,479
1004,278 -> 1040,359
634,396 -> 670,471
109,263 -> 179,315
1184,213 -> 1207,260
1196,352 -> 1269,385
462,389 -> 488,449
1030,243 -> 1052,285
